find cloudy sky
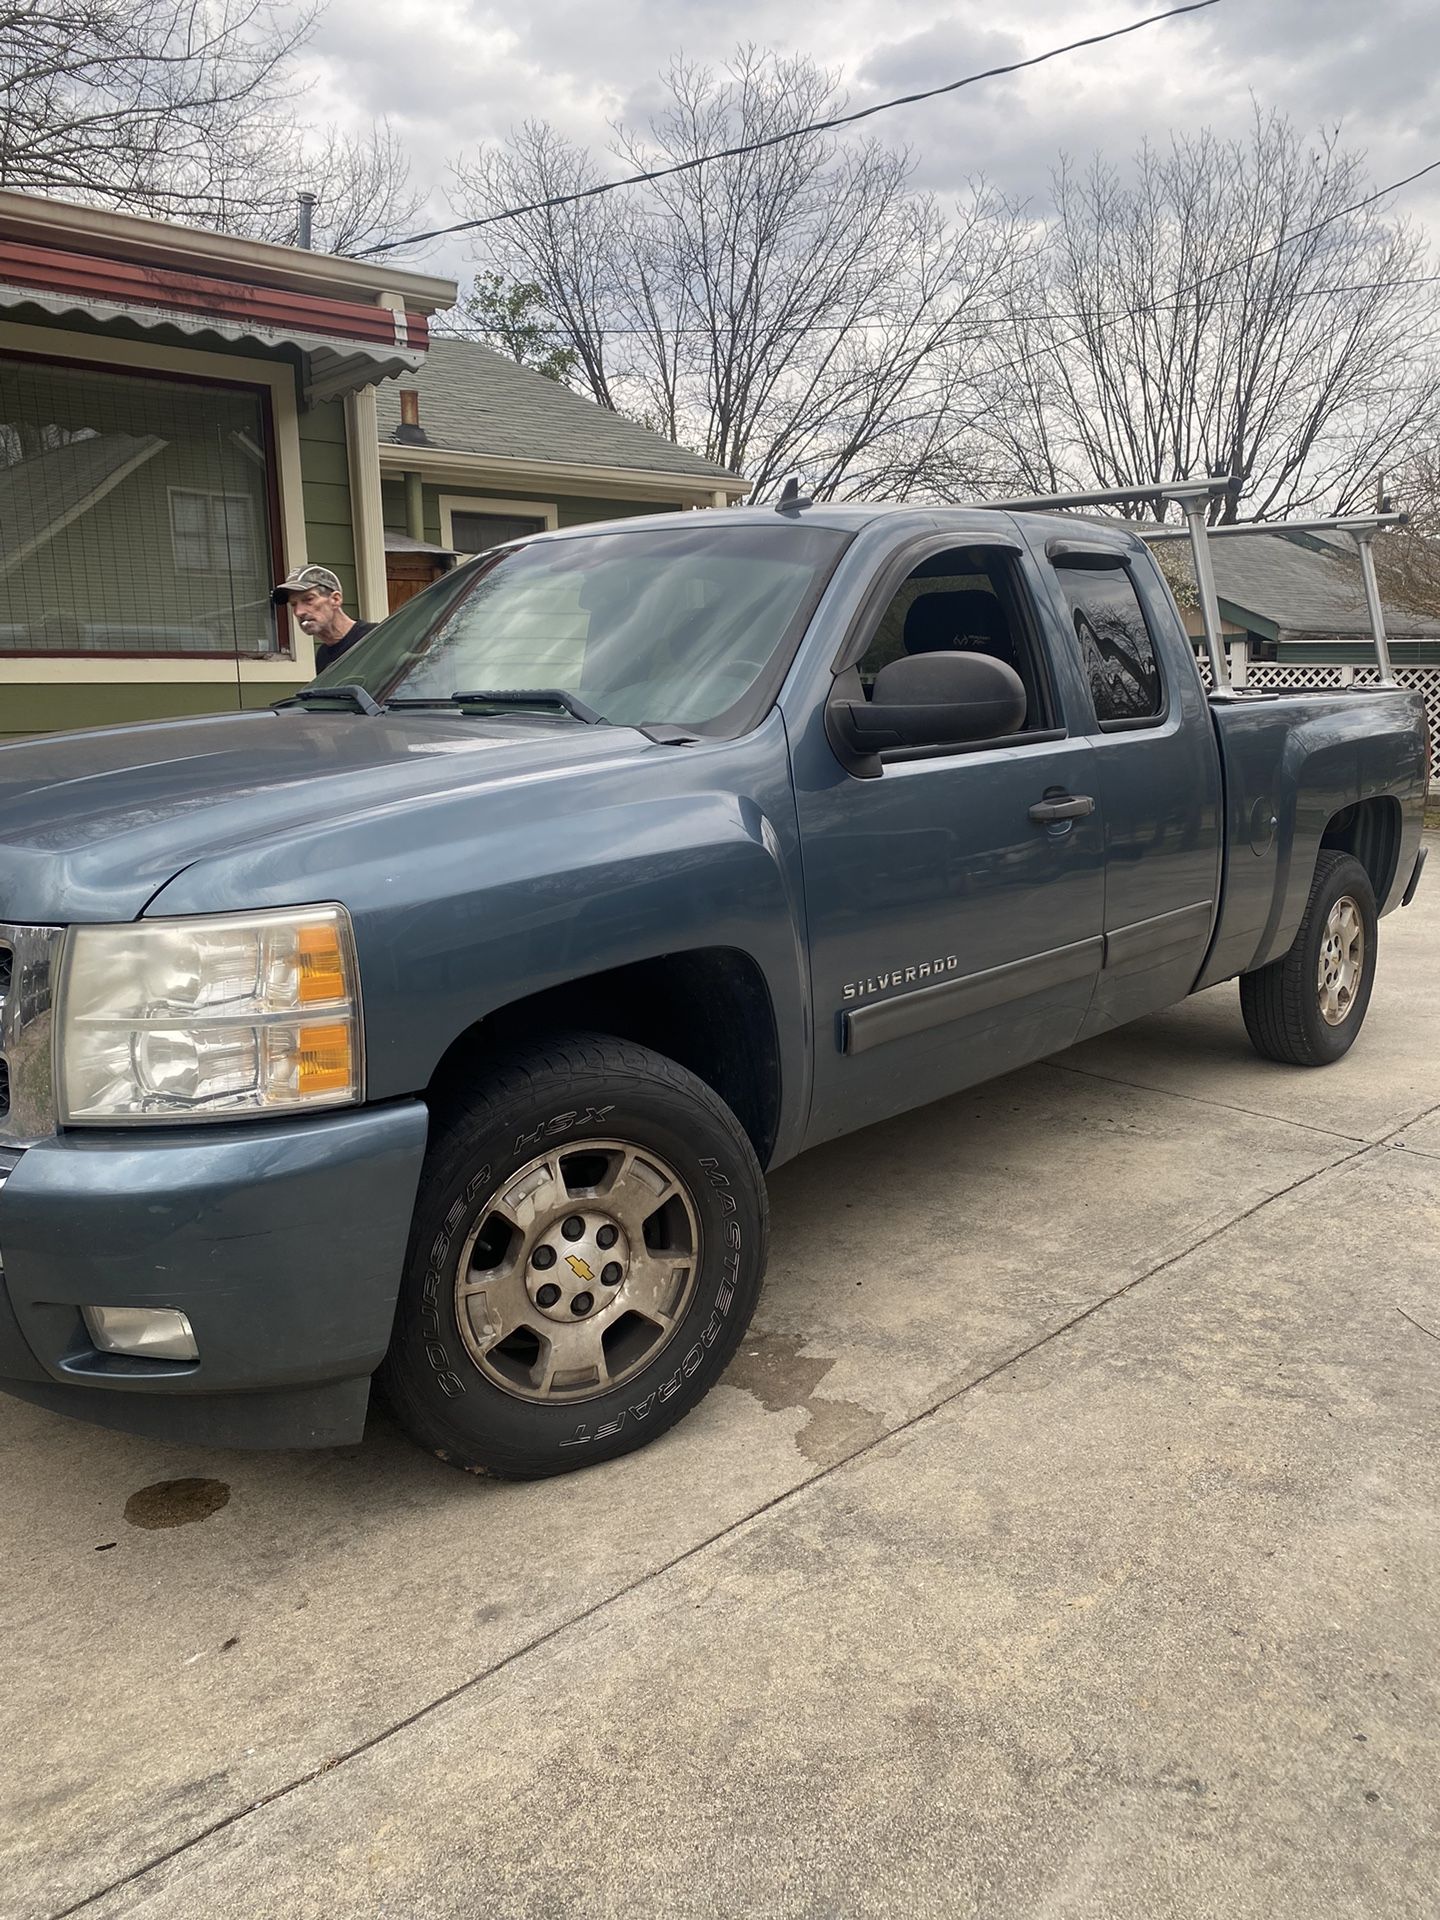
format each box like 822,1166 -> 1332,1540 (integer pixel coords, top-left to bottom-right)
295,0 -> 1440,287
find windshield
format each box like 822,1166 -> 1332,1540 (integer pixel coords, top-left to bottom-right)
313,521 -> 849,729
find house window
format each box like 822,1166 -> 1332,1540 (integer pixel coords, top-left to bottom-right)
169,490 -> 258,577
0,353 -> 285,657
449,509 -> 547,554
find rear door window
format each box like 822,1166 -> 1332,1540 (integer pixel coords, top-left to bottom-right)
1053,559 -> 1163,725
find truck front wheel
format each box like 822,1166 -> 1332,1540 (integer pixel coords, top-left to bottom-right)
380,1033 -> 767,1477
1239,851 -> 1378,1066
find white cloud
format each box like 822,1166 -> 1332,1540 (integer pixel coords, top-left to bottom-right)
295,0 -> 1440,288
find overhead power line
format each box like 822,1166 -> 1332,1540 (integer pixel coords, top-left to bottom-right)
977,157 -> 1440,394
354,0 -> 1222,258
432,271 -> 1440,347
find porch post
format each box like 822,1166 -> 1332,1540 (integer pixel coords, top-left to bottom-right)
343,387 -> 390,624
404,471 -> 425,542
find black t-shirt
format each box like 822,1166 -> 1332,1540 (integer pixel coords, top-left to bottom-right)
315,621 -> 376,674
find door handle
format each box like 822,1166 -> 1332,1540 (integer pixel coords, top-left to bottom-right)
1029,794 -> 1095,824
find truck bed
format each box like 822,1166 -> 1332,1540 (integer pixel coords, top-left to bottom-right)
1199,685 -> 1429,990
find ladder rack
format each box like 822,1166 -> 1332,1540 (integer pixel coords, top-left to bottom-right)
989,477 -> 1408,693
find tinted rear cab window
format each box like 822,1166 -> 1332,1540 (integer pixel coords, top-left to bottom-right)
1053,559 -> 1162,724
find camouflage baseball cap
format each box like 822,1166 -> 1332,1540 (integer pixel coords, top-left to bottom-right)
271,563 -> 342,605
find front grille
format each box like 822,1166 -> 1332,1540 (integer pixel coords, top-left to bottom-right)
0,943 -> 11,1125
0,924 -> 64,1146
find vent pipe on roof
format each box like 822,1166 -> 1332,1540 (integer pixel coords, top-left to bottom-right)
296,191 -> 316,250
392,389 -> 429,447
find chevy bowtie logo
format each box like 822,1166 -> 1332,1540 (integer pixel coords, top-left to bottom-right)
565,1255 -> 596,1284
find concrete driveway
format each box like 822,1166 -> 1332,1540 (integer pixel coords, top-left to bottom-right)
5,844 -> 1439,1920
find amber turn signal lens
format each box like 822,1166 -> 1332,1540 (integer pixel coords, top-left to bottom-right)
296,1022 -> 353,1095
297,924 -> 347,1004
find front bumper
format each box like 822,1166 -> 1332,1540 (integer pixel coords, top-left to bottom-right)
0,1101 -> 428,1449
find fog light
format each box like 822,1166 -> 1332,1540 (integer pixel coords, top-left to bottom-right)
82,1306 -> 199,1361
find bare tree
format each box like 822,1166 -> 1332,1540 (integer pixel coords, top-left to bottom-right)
452,48 -> 1025,497
981,112 -> 1440,521
214,121 -> 427,258
0,0 -> 424,251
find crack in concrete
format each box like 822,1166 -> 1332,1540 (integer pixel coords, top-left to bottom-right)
51,1102 -> 1440,1920
1043,1058 -> 1373,1144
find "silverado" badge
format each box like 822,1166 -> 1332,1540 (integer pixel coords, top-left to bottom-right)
842,955 -> 960,1002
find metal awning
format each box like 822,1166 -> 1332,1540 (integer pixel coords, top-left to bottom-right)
383,532 -> 457,557
0,238 -> 431,404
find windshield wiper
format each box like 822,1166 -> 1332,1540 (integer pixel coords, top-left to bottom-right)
385,688 -> 699,745
447,689 -> 605,724
274,683 -> 383,716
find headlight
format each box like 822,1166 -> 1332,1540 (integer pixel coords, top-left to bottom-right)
58,906 -> 363,1124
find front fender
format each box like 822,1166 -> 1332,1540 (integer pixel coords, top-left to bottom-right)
143,717 -> 813,1157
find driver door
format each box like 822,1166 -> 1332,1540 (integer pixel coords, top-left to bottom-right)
792,540 -> 1106,1148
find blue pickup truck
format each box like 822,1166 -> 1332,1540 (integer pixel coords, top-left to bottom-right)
0,500 -> 1429,1476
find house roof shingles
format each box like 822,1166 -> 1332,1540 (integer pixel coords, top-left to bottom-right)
1209,530 -> 1440,642
374,337 -> 740,489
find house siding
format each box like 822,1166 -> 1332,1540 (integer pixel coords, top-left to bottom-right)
1275,638 -> 1440,666
1,677 -> 289,738
380,478 -> 680,548
298,398 -> 358,608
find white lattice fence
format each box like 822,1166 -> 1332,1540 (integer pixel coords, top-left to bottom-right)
1192,654 -> 1439,788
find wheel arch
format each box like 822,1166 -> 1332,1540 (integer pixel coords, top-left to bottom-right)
426,946 -> 784,1168
1319,796 -> 1403,909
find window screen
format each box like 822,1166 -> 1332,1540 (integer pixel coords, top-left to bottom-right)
1053,559 -> 1162,723
0,355 -> 284,657
449,509 -> 547,555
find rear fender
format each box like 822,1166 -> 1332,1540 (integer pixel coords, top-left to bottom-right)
1198,690 -> 1426,989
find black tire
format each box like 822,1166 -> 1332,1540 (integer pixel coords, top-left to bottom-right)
380,1032 -> 767,1478
1239,851 -> 1378,1066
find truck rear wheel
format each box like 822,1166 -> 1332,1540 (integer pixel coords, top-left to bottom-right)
1239,851 -> 1378,1067
381,1033 -> 767,1477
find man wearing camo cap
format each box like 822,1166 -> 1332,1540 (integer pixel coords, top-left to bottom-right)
272,564 -> 377,675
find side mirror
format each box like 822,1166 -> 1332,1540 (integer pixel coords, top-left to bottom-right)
828,650 -> 1027,764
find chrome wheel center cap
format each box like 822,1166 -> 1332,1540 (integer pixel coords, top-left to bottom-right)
526,1212 -> 630,1321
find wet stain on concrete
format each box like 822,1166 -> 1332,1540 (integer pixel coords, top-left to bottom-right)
725,1330 -> 886,1467
123,1478 -> 231,1530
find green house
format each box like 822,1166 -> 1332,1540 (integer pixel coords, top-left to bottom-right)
0,193 -> 745,743
374,338 -> 748,608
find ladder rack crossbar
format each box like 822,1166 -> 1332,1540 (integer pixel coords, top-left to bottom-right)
980,476 -> 1404,690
